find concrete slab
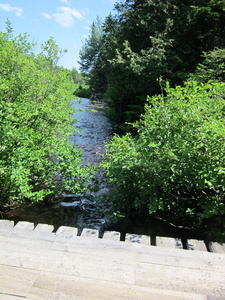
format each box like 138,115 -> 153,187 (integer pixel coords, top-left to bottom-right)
0,221 -> 225,299
156,236 -> 183,249
14,221 -> 34,230
81,228 -> 99,238
103,230 -> 120,241
125,233 -> 150,245
29,270 -> 209,300
34,223 -> 54,233
51,234 -> 225,272
187,239 -> 207,251
56,226 -> 78,237
0,265 -> 39,297
0,220 -> 14,228
0,225 -> 55,243
209,242 -> 225,254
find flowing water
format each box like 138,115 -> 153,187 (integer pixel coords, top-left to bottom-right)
2,98 -> 205,241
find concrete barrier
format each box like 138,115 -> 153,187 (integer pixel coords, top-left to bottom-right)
0,219 -> 225,253
0,219 -> 225,299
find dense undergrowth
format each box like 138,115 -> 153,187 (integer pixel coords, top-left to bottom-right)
0,22 -> 94,207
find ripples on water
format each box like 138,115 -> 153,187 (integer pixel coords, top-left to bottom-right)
69,97 -> 113,165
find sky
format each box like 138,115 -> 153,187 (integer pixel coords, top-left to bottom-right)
0,0 -> 117,70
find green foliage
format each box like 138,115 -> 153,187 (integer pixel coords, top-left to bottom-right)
101,81 -> 225,230
78,16 -> 108,98
79,16 -> 103,74
0,24 -> 94,206
82,0 -> 225,124
71,68 -> 84,85
189,48 -> 225,83
73,84 -> 92,99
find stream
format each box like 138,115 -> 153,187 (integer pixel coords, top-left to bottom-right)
2,98 -> 205,242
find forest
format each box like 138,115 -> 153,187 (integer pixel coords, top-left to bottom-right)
79,0 -> 225,240
1,0 -> 225,241
80,0 -> 225,123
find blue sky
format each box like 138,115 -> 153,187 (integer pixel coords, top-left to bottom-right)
0,0 -> 117,70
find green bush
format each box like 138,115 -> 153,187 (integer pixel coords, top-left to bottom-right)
0,24 -> 93,206
73,84 -> 92,99
101,81 -> 225,229
189,48 -> 225,83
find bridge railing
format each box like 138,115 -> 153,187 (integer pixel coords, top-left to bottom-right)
0,219 -> 224,254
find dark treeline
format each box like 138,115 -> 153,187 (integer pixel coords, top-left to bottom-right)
79,0 -> 225,124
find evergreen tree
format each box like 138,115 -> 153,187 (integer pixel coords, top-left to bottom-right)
84,0 -> 225,123
79,16 -> 103,74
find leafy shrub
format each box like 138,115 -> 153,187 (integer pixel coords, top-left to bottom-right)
189,48 -> 225,83
0,24 -> 93,206
73,84 -> 92,99
101,81 -> 225,229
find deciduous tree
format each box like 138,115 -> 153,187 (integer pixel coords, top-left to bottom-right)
0,23 -> 93,206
